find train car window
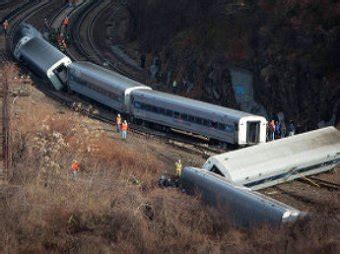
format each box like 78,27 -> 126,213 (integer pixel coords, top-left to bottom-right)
166,109 -> 173,117
134,101 -> 142,109
195,117 -> 202,125
234,123 -> 239,131
159,108 -> 165,115
218,123 -> 225,130
210,166 -> 224,177
188,115 -> 195,123
211,121 -> 217,129
224,124 -> 234,132
174,112 -> 180,119
152,106 -> 159,113
203,119 -> 210,126
181,114 -> 188,121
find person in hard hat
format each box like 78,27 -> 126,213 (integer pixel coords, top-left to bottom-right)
71,160 -> 80,180
115,114 -> 122,133
120,120 -> 128,141
3,19 -> 9,35
63,16 -> 69,31
175,159 -> 182,177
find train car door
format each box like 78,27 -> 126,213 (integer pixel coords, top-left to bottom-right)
246,121 -> 260,144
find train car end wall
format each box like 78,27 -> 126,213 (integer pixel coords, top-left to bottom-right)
47,57 -> 72,91
238,116 -> 267,145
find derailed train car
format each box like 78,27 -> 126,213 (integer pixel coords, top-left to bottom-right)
203,127 -> 340,190
12,23 -> 72,91
181,167 -> 304,227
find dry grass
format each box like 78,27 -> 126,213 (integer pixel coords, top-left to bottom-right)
0,93 -> 339,253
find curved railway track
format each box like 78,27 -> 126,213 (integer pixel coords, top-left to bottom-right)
6,0 -> 51,52
67,0 -> 142,79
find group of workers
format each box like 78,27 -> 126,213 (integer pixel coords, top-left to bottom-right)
115,114 -> 128,141
44,14 -> 70,51
267,119 -> 296,141
57,16 -> 70,50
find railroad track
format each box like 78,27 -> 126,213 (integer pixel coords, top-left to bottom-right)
305,176 -> 340,191
67,0 -> 106,62
68,0 -> 140,79
6,0 -> 52,53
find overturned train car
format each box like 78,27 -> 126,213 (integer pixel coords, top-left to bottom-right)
181,167 -> 304,227
203,127 -> 340,190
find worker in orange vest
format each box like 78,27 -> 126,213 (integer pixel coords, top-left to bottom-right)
115,114 -> 121,132
120,120 -> 128,140
71,160 -> 80,180
63,16 -> 69,30
3,19 -> 9,35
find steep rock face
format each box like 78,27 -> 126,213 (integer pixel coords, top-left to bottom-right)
125,0 -> 339,129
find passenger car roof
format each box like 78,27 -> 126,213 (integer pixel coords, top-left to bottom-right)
71,61 -> 148,89
20,37 -> 67,73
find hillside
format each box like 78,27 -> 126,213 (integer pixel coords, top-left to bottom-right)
125,0 -> 339,129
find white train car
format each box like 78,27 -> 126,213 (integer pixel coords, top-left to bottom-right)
130,89 -> 267,145
203,127 -> 340,190
181,167 -> 303,227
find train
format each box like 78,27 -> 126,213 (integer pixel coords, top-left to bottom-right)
180,167 -> 304,227
13,23 -> 267,146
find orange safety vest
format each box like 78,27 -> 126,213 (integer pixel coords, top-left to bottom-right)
71,162 -> 80,172
116,116 -> 121,125
121,123 -> 128,131
63,17 -> 69,26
